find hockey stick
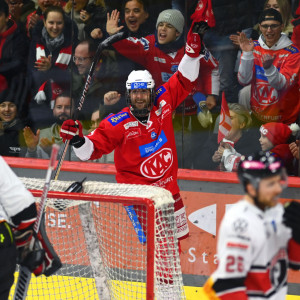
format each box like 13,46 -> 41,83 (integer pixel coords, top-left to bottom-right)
13,144 -> 60,300
53,31 -> 128,180
125,205 -> 146,243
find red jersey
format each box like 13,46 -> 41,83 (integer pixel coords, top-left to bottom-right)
73,56 -> 198,196
238,34 -> 300,124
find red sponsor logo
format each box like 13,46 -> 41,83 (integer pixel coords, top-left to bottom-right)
226,242 -> 249,250
140,148 -> 173,179
162,105 -> 172,120
125,128 -> 141,140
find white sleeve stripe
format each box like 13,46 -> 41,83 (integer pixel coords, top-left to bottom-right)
178,54 -> 200,82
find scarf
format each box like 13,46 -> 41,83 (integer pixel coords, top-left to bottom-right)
36,39 -> 72,70
42,27 -> 65,52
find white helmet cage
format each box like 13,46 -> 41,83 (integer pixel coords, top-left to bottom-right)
126,70 -> 155,117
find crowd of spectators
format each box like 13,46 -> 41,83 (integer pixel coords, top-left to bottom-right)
0,0 -> 299,175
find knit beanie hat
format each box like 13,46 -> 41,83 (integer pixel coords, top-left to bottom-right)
260,122 -> 300,145
0,84 -> 18,110
156,9 -> 185,35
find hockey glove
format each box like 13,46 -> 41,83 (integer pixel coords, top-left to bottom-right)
14,217 -> 45,275
185,21 -> 209,58
14,217 -> 36,253
60,119 -> 85,148
15,219 -> 62,276
283,201 -> 300,244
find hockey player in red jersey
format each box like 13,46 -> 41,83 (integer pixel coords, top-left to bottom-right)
203,151 -> 300,299
238,8 -> 300,125
60,22 -> 205,244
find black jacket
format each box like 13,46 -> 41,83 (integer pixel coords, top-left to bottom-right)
0,19 -> 28,81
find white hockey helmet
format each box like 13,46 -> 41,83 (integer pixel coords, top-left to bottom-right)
126,70 -> 155,117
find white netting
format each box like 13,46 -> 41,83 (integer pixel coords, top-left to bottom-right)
9,178 -> 186,300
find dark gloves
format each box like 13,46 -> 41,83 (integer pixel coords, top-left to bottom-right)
60,119 -> 85,148
185,21 -> 209,57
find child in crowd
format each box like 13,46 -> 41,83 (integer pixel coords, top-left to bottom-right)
259,122 -> 300,175
210,103 -> 260,172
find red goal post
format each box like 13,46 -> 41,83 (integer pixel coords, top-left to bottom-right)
9,179 -> 186,300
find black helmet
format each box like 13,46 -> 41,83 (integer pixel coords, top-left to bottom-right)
237,151 -> 287,191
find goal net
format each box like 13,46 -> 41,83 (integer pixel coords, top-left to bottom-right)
9,178 -> 186,300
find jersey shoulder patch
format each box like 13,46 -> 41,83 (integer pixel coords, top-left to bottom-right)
107,112 -> 130,126
155,86 -> 166,100
284,45 -> 299,54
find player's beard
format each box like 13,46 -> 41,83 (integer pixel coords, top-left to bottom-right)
55,113 -> 70,125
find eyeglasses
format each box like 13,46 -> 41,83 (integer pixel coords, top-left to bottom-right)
72,56 -> 92,63
260,24 -> 281,30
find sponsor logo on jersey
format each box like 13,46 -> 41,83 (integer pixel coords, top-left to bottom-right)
151,131 -> 157,139
131,82 -> 147,89
232,218 -> 248,234
140,148 -> 173,179
226,242 -> 249,250
279,54 -> 288,58
107,112 -> 130,126
162,104 -> 172,119
154,57 -> 166,63
155,107 -> 162,116
255,81 -> 279,105
125,128 -> 141,140
160,100 -> 166,107
255,65 -> 268,81
155,86 -> 166,100
284,45 -> 299,54
171,65 -> 178,73
255,65 -> 281,82
161,72 -> 172,83
139,130 -> 167,157
124,121 -> 138,130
